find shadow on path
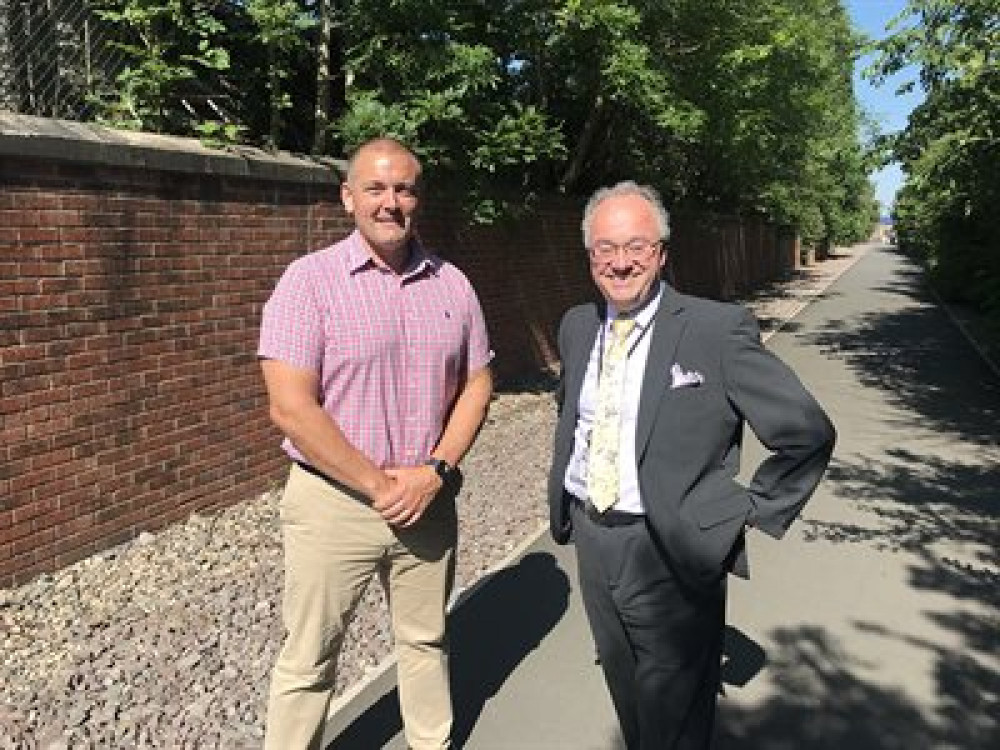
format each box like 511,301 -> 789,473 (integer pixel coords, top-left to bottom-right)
716,623 -> 999,749
721,627 -> 767,691
808,250 -> 1000,443
800,248 -> 999,603
326,552 -> 570,749
450,552 -> 570,746
720,248 -> 1000,748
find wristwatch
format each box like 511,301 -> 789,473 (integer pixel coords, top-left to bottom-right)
423,457 -> 454,482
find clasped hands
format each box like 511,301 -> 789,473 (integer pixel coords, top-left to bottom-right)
370,465 -> 443,527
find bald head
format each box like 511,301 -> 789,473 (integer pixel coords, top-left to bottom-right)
346,138 -> 422,184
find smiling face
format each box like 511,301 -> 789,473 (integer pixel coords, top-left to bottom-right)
341,140 -> 421,268
587,193 -> 666,314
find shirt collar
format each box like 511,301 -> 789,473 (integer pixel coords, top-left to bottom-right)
606,282 -> 663,333
345,229 -> 435,279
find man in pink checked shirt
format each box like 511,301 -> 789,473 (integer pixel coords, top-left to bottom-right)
258,137 -> 493,750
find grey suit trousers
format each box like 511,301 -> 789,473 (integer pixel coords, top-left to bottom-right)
571,500 -> 724,750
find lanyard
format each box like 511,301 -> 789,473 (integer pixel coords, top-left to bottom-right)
596,314 -> 655,382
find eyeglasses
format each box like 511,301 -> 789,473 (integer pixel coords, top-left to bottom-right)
588,239 -> 663,262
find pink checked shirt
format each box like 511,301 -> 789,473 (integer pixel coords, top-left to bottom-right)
258,230 -> 492,468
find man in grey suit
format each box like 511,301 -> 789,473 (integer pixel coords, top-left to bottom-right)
548,181 -> 835,749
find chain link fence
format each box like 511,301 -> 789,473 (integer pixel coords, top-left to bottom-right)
0,0 -> 127,120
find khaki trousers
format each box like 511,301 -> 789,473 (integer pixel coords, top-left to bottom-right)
265,464 -> 458,750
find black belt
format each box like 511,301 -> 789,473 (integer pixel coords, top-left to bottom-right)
294,461 -> 369,504
570,494 -> 645,528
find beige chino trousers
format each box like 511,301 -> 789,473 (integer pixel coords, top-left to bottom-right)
265,463 -> 458,750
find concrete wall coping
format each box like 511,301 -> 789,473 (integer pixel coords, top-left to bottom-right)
0,111 -> 344,185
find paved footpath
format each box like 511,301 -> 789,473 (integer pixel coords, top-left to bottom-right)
325,244 -> 1000,749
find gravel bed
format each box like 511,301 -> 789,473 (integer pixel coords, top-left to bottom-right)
0,391 -> 557,749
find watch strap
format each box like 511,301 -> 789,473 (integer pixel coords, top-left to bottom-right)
424,457 -> 453,481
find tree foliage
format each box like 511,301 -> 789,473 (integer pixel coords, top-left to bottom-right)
92,0 -> 232,135
869,0 -> 1000,315
82,0 -> 873,239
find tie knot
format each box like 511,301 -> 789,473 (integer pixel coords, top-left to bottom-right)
611,317 -> 635,344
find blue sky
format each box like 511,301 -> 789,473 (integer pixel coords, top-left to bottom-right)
845,0 -> 925,213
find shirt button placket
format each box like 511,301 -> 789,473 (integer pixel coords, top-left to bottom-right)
400,284 -> 420,463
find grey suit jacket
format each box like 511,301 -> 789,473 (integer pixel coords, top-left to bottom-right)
548,284 -> 836,590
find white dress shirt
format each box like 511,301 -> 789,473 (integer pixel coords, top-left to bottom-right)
563,284 -> 662,514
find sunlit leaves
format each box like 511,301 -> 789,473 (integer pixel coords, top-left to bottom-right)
82,0 -> 873,236
872,0 -> 1000,313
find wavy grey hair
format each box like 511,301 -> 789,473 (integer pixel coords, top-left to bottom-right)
581,181 -> 671,249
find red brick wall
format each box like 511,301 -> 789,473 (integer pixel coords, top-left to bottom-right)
0,156 -> 353,585
0,143 -> 796,587
417,200 -> 595,381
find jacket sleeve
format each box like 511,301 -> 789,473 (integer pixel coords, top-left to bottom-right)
723,309 -> 836,538
548,311 -> 577,544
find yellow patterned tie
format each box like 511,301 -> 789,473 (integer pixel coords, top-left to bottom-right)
588,317 -> 636,513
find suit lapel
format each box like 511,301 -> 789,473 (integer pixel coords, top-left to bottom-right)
636,287 -> 687,458
564,304 -> 602,420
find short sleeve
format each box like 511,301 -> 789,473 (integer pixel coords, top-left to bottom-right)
465,283 -> 493,374
258,258 -> 324,372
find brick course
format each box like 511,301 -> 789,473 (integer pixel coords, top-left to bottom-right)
0,121 -> 796,587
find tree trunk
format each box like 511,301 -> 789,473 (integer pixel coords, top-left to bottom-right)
559,93 -> 607,192
267,43 -> 279,150
311,0 -> 333,155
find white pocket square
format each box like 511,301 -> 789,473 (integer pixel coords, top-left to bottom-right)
670,363 -> 704,389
